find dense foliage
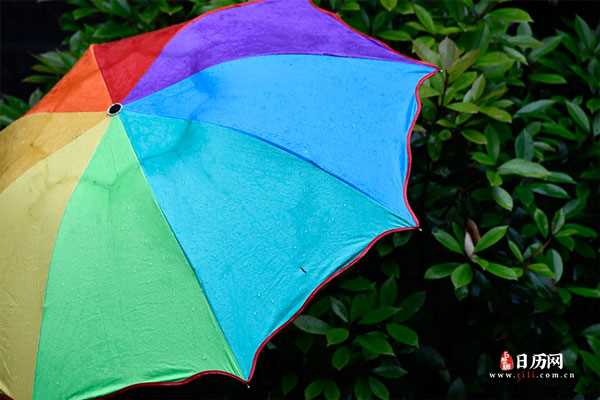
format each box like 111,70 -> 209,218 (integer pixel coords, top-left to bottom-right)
1,0 -> 598,399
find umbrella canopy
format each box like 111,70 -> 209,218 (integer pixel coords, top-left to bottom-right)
0,0 -> 436,398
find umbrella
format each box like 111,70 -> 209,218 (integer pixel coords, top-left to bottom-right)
0,0 -> 436,398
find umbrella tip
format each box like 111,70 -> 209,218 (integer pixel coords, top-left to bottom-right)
417,227 -> 423,232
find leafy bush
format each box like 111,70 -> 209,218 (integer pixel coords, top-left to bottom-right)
1,0 -> 598,399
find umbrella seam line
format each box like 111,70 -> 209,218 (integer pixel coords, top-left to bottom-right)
122,0 -> 267,104
29,118 -> 113,400
93,21 -> 192,103
114,116 -> 245,379
123,52 -> 431,105
121,109 -> 414,227
307,0 -> 439,70
89,45 -> 115,105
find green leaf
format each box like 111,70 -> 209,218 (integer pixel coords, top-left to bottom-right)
354,379 -> 371,400
566,100 -> 591,132
587,98 -> 600,113
305,380 -> 325,400
112,0 -> 132,17
508,240 -> 524,262
359,306 -> 399,325
593,112 -> 600,137
159,3 -> 183,16
424,263 -> 460,279
34,51 -> 69,71
340,1 -> 361,11
28,89 -> 43,107
447,102 -> 479,114
330,297 -> 349,323
541,122 -> 578,140
472,152 -> 496,166
356,333 -> 394,355
386,323 -> 419,347
332,346 -> 351,370
475,52 -> 514,76
547,249 -> 563,282
350,293 -> 373,322
294,315 -> 330,334
380,277 -> 398,306
583,324 -> 600,337
413,40 -> 440,65
488,7 -> 532,23
581,351 -> 600,377
493,187 -> 513,211
380,0 -> 397,12
559,223 -> 597,238
529,183 -> 569,199
556,236 -> 575,251
448,71 -> 477,96
515,99 -> 555,117
487,263 -> 519,280
461,129 -> 486,144
439,37 -> 459,70
574,15 -> 596,50
433,229 -> 463,254
568,287 -> 600,298
377,30 -> 411,41
451,264 -> 473,289
546,171 -> 576,184
413,4 -> 436,33
503,46 -> 527,64
586,336 -> 600,355
485,125 -> 500,161
73,7 -> 98,20
498,159 -> 550,178
528,263 -> 554,278
551,208 -> 566,235
93,21 -> 136,40
324,380 -> 341,400
281,373 -> 298,396
373,361 -> 407,379
22,75 -> 55,84
534,208 -> 549,238
475,257 -> 518,280
474,226 -> 508,252
463,75 -> 486,103
448,50 -> 480,82
396,291 -> 426,322
393,232 -> 412,247
368,376 -> 390,400
529,73 -> 567,84
480,106 -> 512,122
376,240 -> 394,257
515,129 -> 534,160
487,170 -> 503,187
326,328 -> 349,346
529,35 -> 562,62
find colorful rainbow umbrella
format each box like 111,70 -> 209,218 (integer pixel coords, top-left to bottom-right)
0,1 -> 436,398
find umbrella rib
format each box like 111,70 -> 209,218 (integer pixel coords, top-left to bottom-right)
122,110 -> 414,227
115,116 -> 246,379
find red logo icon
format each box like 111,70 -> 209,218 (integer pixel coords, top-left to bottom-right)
500,351 -> 514,371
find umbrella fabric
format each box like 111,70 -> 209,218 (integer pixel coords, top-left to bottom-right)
0,0 -> 436,399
